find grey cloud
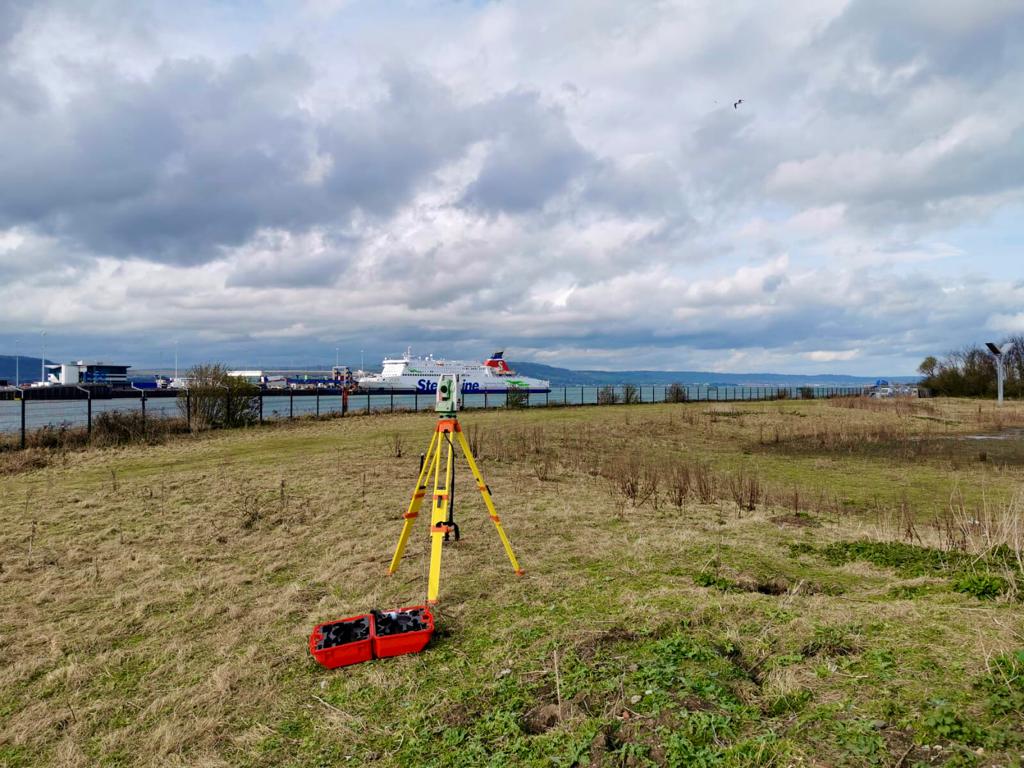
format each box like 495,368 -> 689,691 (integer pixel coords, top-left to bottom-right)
0,0 -> 46,113
583,157 -> 684,216
224,232 -> 356,289
1,52 -> 319,263
460,92 -> 596,213
0,37 -> 609,265
821,0 -> 1024,84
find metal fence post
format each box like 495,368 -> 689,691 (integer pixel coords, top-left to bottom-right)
76,385 -> 92,437
390,388 -> 394,413
316,389 -> 320,417
19,389 -> 26,449
414,391 -> 418,411
259,390 -> 264,423
484,391 -> 488,408
367,390 -> 371,413
141,391 -> 147,426
289,390 -> 294,420
186,389 -> 192,431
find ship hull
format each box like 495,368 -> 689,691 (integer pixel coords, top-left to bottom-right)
358,375 -> 549,394
355,352 -> 550,394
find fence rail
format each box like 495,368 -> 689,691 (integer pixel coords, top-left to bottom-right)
0,384 -> 866,449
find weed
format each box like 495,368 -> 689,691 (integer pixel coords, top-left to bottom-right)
534,453 -> 556,482
802,624 -> 861,657
694,572 -> 739,592
975,649 -> 1024,718
951,572 -> 1009,600
920,700 -> 984,746
817,540 -> 965,576
727,470 -> 763,513
833,717 -> 887,764
765,689 -> 812,716
668,463 -> 691,507
694,462 -> 716,504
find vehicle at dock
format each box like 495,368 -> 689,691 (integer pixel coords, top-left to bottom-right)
356,350 -> 550,394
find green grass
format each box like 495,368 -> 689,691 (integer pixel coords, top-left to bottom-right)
1,398 -> 1023,766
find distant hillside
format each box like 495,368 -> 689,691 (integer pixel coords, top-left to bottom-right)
509,360 -> 916,387
0,355 -> 51,385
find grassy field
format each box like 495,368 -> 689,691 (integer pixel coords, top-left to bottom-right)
1,397 -> 1023,767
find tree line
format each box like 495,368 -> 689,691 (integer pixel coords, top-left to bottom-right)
918,336 -> 1024,397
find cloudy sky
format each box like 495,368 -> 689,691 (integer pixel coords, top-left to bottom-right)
1,0 -> 1022,374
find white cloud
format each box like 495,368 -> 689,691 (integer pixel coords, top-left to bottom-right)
804,349 -> 861,362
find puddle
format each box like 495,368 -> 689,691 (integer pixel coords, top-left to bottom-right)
962,428 -> 1024,441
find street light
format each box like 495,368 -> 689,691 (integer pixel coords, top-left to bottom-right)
986,341 -> 1015,405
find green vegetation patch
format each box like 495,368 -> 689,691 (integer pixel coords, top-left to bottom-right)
793,540 -> 1018,600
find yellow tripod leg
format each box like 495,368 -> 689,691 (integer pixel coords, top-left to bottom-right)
388,429 -> 440,575
455,429 -> 524,576
427,431 -> 453,603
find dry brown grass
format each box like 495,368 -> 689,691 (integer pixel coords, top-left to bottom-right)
1,399 -> 1023,766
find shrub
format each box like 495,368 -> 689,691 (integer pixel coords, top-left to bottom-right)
799,386 -> 815,400
506,388 -> 529,409
666,383 -> 688,403
90,410 -> 187,446
178,363 -> 260,430
24,423 -> 88,451
597,385 -> 620,404
622,384 -> 640,404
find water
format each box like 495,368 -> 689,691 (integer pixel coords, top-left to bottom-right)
0,385 -> 863,435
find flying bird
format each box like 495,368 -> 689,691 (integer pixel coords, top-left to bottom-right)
733,99 -> 743,109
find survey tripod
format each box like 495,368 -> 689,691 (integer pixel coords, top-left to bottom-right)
387,375 -> 524,603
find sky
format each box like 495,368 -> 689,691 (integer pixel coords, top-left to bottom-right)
1,0 -> 1023,375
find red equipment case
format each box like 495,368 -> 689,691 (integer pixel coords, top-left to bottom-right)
309,605 -> 434,669
372,605 -> 435,659
309,614 -> 374,669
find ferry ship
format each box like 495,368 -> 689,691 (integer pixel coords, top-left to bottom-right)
357,351 -> 550,394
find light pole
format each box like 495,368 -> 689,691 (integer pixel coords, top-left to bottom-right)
986,342 -> 1015,405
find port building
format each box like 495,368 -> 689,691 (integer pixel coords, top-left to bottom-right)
45,361 -> 131,386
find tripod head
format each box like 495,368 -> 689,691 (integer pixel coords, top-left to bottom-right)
435,373 -> 462,416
